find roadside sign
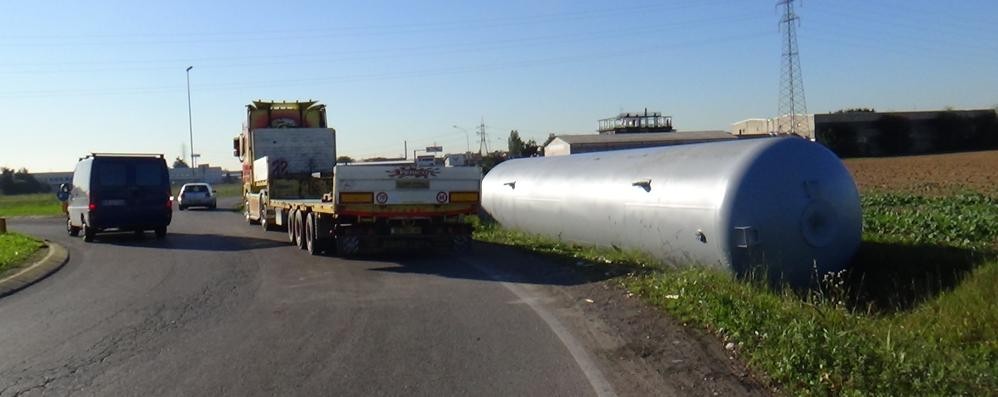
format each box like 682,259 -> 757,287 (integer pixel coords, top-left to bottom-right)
425,146 -> 443,153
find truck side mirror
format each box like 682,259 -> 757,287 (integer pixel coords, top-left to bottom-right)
232,137 -> 241,157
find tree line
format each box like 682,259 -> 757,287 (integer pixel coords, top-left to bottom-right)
0,168 -> 50,195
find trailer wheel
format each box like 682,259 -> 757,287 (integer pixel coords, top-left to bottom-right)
260,204 -> 271,231
246,201 -> 259,225
305,213 -> 320,255
295,211 -> 307,250
287,209 -> 298,245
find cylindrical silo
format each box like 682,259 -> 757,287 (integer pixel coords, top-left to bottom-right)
481,137 -> 861,285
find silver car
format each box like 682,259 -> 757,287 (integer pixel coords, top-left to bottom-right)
177,183 -> 217,210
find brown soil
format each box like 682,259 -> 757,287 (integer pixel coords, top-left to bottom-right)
843,150 -> 998,195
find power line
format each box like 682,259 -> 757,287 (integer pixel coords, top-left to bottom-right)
0,30 -> 773,98
2,0 -> 731,43
0,13 -> 767,74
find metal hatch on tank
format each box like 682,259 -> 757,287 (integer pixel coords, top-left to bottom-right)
481,137 -> 862,286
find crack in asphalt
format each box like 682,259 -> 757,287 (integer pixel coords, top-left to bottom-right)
0,261 -> 253,396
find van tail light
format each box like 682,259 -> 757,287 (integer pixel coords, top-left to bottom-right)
89,194 -> 96,211
88,202 -> 97,211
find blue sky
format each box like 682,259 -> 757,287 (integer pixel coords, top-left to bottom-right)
2,0 -> 996,172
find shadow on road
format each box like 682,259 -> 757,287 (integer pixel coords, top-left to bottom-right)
90,231 -> 287,251
366,242 -> 622,286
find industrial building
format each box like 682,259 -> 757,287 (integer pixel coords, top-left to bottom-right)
32,172 -> 74,191
731,108 -> 997,156
544,130 -> 735,156
544,109 -> 734,156
730,114 -> 816,140
170,164 -> 226,184
597,110 -> 673,134
32,165 -> 230,191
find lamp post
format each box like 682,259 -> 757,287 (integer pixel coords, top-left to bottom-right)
185,66 -> 195,168
451,125 -> 470,153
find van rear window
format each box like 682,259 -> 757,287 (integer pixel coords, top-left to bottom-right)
96,163 -> 127,187
136,163 -> 164,187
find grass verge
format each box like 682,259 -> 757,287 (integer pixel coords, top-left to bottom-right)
473,192 -> 998,395
0,193 -> 62,217
0,232 -> 45,274
212,183 -> 243,198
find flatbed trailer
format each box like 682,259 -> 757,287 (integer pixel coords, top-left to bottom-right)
235,100 -> 481,256
260,196 -> 478,255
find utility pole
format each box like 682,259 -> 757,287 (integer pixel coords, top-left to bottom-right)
185,66 -> 196,167
777,0 -> 807,136
477,117 -> 489,155
452,125 -> 471,153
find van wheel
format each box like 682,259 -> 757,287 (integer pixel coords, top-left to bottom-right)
82,223 -> 95,242
67,219 -> 80,237
154,227 -> 167,239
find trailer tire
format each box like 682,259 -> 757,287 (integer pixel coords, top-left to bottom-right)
246,201 -> 259,225
305,213 -> 320,255
260,204 -> 271,231
287,209 -> 298,245
294,211 -> 307,250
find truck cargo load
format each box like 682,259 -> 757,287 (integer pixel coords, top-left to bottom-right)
234,100 -> 481,256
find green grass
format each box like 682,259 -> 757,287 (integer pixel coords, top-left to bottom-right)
0,193 -> 63,217
0,232 -> 45,274
212,183 -> 244,198
474,192 -> 998,396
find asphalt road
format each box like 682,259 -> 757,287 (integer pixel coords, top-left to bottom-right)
0,205 -> 765,396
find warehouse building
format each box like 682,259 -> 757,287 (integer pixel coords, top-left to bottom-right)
731,108 -> 997,157
731,114 -> 816,140
543,130 -> 735,156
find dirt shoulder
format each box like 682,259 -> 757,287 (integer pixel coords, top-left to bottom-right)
467,242 -> 770,396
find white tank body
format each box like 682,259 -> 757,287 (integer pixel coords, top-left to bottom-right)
481,137 -> 862,285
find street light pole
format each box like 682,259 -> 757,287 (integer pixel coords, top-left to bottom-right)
451,125 -> 470,153
185,66 -> 195,168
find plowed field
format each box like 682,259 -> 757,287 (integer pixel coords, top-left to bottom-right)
844,150 -> 998,194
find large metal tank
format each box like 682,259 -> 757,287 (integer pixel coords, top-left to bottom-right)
482,137 -> 861,285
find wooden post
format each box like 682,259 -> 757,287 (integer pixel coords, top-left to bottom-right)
0,217 -> 6,234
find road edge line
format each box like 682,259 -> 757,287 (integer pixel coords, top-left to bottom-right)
458,256 -> 618,397
0,241 -> 70,298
